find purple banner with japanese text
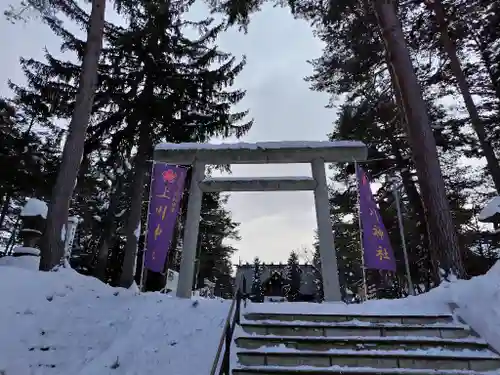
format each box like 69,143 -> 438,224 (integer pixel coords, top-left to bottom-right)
144,163 -> 187,273
356,165 -> 396,271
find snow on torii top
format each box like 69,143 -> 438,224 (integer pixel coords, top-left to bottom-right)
153,140 -> 367,164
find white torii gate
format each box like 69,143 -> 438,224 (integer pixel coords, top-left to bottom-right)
153,140 -> 367,302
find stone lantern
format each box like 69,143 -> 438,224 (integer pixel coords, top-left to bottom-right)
0,198 -> 48,269
19,198 -> 48,249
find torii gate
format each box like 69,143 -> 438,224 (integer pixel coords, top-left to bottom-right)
153,140 -> 367,301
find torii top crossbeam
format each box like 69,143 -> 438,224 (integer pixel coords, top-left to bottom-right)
154,140 -> 367,164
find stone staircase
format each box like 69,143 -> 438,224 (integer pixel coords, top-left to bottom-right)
232,311 -> 500,375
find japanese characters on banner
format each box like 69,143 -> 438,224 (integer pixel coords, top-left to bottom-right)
144,163 -> 187,273
356,165 -> 396,272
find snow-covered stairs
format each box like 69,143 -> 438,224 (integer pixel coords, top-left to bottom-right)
233,311 -> 500,375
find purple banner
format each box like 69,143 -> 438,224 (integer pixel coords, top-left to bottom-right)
144,163 -> 187,273
356,165 -> 396,271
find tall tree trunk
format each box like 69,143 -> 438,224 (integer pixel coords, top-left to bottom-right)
119,129 -> 151,288
399,169 -> 434,274
372,0 -> 466,278
390,141 -> 432,255
394,153 -> 434,288
0,191 -> 12,230
425,0 -> 500,193
39,0 -> 106,271
94,171 -> 126,281
373,0 -> 436,284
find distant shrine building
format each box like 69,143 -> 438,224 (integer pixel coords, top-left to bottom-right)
235,263 -> 321,302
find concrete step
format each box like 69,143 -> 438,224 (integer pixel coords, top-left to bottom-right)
240,321 -> 473,339
233,366 -> 496,375
236,349 -> 500,371
235,335 -> 490,352
243,313 -> 454,325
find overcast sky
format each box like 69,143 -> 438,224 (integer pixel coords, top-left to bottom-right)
0,2 -> 341,265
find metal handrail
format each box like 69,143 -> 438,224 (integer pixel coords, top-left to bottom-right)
209,275 -> 245,375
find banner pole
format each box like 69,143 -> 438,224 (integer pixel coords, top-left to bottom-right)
392,181 -> 415,296
354,160 -> 369,301
139,160 -> 156,293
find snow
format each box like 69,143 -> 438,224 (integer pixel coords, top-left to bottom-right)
134,220 -> 141,239
478,196 -> 500,222
13,246 -> 41,256
1,258 -> 500,375
203,176 -> 314,182
60,224 -> 66,242
237,333 -> 486,344
155,140 -> 365,151
233,365 -> 498,374
128,282 -> 140,293
0,254 -> 40,270
243,296 -> 450,316
243,261 -> 500,353
0,247 -> 41,270
68,216 -> 79,224
0,266 -> 229,375
239,345 -> 499,358
241,319 -> 465,329
20,198 -> 48,218
115,209 -> 126,218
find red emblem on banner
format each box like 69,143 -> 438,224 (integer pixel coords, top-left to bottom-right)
361,173 -> 367,185
162,169 -> 177,183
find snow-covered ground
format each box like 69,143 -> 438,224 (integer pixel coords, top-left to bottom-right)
0,266 -> 229,375
1,260 -> 500,375
0,251 -> 40,270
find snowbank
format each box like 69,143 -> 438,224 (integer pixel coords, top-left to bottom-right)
0,255 -> 40,270
0,247 -> 40,270
0,267 -> 229,375
244,262 -> 500,352
442,263 -> 500,354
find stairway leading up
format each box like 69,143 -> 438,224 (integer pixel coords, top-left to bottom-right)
232,310 -> 500,375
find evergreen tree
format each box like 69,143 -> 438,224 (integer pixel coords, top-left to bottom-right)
194,193 -> 240,295
15,0 -> 108,271
418,0 -> 500,193
0,97 -> 60,249
9,0 -> 251,287
251,256 -> 264,302
205,0 -> 480,281
311,246 -> 324,302
297,0 -> 500,287
284,251 -> 301,302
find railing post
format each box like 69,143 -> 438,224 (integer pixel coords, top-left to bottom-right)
235,290 -> 241,325
222,322 -> 231,374
215,275 -> 245,375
